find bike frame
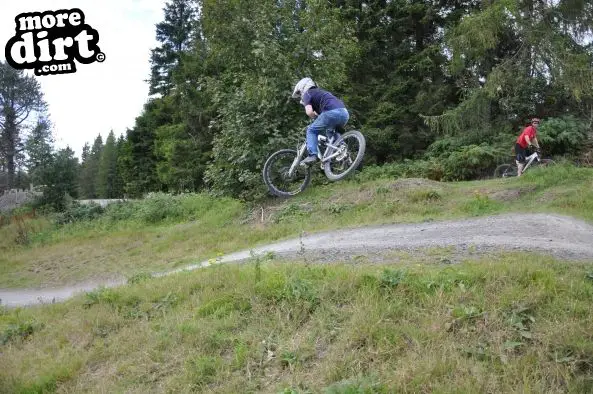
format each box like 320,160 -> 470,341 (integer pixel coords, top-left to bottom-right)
287,134 -> 344,177
520,151 -> 540,173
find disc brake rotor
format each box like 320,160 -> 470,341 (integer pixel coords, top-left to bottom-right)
335,145 -> 348,161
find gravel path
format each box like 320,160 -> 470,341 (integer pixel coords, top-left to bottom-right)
2,213 -> 593,308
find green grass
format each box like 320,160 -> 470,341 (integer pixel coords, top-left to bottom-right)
1,163 -> 592,288
1,253 -> 593,392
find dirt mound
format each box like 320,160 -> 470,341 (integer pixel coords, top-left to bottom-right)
390,178 -> 445,191
3,213 -> 593,308
488,186 -> 537,202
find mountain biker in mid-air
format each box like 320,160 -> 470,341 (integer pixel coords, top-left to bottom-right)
291,77 -> 350,166
515,117 -> 542,176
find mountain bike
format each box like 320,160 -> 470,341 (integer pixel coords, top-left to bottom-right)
262,126 -> 366,197
493,149 -> 555,178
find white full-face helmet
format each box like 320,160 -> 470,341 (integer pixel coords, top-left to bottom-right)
292,77 -> 316,99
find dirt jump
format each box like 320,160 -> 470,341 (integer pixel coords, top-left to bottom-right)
1,213 -> 593,308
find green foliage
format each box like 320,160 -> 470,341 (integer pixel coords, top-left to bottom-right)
117,99 -> 167,198
357,138 -> 508,182
423,0 -> 593,139
323,377 -> 388,393
407,189 -> 442,203
24,117 -> 54,187
275,203 -> 312,223
70,0 -> 593,200
134,192 -> 185,224
149,0 -> 197,96
441,143 -> 508,180
97,130 -> 122,199
256,272 -> 320,306
36,147 -> 80,211
462,192 -> 503,216
187,356 -> 221,386
87,191 -> 242,227
204,78 -> 300,200
356,159 -> 441,182
36,190 -> 243,230
379,269 -> 406,289
1,320 -> 44,345
195,294 -> 251,318
77,142 -> 92,198
343,0 -> 464,164
54,201 -> 105,225
198,0 -> 358,200
79,135 -> 103,199
0,61 -> 47,189
155,119 -> 207,193
83,287 -> 121,308
127,272 -> 152,285
537,116 -> 589,156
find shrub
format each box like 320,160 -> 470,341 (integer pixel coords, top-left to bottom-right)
98,192 -> 242,226
1,320 -> 44,345
54,201 -> 105,225
441,143 -> 508,180
357,136 -> 508,182
102,201 -> 136,222
537,115 -> 589,157
135,192 -> 185,224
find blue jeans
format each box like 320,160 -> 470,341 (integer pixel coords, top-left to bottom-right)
306,108 -> 349,156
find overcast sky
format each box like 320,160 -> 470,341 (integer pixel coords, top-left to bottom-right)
0,0 -> 166,158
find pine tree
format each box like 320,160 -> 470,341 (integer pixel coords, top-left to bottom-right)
25,116 -> 54,188
114,134 -> 126,198
118,100 -> 164,197
78,142 -> 91,198
89,135 -> 103,198
97,130 -> 119,198
149,0 -> 197,96
39,146 -> 79,210
0,61 -> 47,188
421,0 -> 593,136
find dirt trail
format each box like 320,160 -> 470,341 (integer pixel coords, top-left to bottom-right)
2,213 -> 593,308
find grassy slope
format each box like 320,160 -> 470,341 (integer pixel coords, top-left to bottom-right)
1,255 -> 592,393
1,164 -> 593,392
1,164 -> 592,289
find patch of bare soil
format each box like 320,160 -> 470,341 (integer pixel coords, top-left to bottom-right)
488,186 -> 537,202
389,178 -> 446,191
242,202 -> 314,227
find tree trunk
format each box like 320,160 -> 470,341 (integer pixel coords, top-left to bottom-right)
6,153 -> 15,189
2,107 -> 17,189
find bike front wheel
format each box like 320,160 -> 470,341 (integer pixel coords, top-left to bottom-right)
493,163 -> 517,178
263,149 -> 312,197
323,130 -> 366,181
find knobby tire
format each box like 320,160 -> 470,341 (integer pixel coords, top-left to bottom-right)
323,130 -> 366,181
263,149 -> 312,197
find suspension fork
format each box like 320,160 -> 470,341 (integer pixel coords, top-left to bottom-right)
522,153 -> 539,172
288,143 -> 308,177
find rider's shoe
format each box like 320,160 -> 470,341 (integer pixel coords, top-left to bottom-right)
300,155 -> 319,166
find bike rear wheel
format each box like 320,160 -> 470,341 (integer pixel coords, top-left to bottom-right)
323,130 -> 366,181
493,163 -> 517,178
263,149 -> 312,197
